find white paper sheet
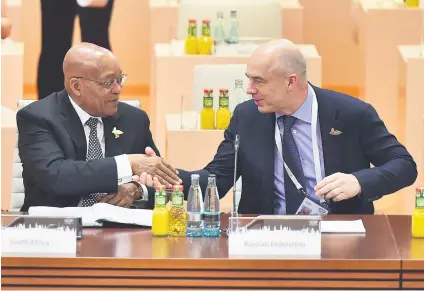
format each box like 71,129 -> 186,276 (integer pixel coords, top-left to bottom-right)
28,206 -> 100,227
321,220 -> 366,233
28,203 -> 152,227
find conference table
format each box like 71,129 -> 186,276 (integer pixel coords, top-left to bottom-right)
1,214 -> 423,290
388,215 -> 424,289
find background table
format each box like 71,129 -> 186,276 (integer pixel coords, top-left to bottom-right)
1,41 -> 24,110
2,215 -> 401,290
354,0 -> 423,138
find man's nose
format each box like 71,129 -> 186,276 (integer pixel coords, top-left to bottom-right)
111,81 -> 122,93
246,85 -> 257,95
246,79 -> 257,95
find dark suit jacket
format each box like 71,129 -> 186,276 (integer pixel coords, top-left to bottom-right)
178,85 -> 417,214
17,90 -> 160,212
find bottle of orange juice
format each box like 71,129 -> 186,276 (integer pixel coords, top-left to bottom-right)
198,20 -> 212,55
185,19 -> 198,55
405,0 -> 419,7
216,89 -> 231,130
152,185 -> 169,237
200,89 -> 215,129
412,187 -> 424,238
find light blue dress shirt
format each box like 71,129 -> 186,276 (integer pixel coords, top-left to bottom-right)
274,85 -> 326,214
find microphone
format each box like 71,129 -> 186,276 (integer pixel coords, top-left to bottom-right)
232,134 -> 240,217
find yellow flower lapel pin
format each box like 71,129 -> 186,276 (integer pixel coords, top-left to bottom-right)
112,127 -> 124,139
329,128 -> 343,136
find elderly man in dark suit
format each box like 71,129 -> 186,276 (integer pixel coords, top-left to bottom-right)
18,43 -> 180,212
174,39 -> 417,215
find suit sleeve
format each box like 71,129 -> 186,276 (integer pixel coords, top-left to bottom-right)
144,112 -> 160,157
352,103 -> 417,203
179,106 -> 240,200
141,112 -> 160,203
17,109 -> 119,197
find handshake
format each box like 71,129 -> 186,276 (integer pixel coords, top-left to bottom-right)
128,147 -> 181,189
95,147 -> 178,208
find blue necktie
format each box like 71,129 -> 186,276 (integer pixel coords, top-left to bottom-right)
278,115 -> 306,214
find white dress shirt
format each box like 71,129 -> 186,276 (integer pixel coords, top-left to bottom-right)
68,96 -> 133,186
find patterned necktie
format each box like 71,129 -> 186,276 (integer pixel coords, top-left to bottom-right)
278,115 -> 306,214
79,117 -> 103,207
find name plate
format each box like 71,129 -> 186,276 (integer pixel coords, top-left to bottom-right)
1,215 -> 77,257
228,215 -> 321,257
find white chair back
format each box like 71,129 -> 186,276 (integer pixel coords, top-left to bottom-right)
177,0 -> 282,41
11,99 -> 142,211
11,100 -> 35,210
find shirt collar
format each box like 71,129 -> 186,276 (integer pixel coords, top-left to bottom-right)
68,95 -> 102,126
275,84 -> 313,123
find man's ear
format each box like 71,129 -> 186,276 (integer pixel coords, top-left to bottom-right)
69,78 -> 82,97
288,74 -> 297,86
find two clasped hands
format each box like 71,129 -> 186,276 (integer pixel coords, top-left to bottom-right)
97,146 -> 363,208
96,147 -> 180,207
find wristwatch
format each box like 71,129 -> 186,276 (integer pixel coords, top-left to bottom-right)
130,181 -> 149,202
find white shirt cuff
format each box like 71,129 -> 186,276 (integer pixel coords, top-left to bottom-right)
138,184 -> 149,201
114,154 -> 133,185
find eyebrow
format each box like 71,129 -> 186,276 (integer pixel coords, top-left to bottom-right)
245,73 -> 266,82
102,71 -> 122,80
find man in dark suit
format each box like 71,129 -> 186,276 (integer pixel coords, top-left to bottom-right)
176,39 -> 417,215
18,43 -> 180,212
38,0 -> 115,99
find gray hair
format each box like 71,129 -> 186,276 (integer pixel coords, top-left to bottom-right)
274,51 -> 308,84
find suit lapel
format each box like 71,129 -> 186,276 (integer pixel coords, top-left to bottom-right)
58,91 -> 87,161
103,112 -> 123,157
58,91 -> 124,159
314,86 -> 345,176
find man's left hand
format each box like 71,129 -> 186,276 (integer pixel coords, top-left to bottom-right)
314,173 -> 361,202
96,183 -> 140,208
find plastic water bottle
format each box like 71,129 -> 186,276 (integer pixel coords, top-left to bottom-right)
230,79 -> 249,113
228,10 -> 239,44
186,174 -> 204,237
203,174 -> 220,237
213,11 -> 226,54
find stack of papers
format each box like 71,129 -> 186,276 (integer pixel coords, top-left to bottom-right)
28,203 -> 152,227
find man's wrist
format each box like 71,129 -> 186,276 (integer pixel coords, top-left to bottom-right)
115,154 -> 133,185
130,181 -> 148,201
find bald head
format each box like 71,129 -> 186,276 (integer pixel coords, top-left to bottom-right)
63,43 -> 116,87
63,42 -> 123,117
252,39 -> 308,84
246,39 -> 309,115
